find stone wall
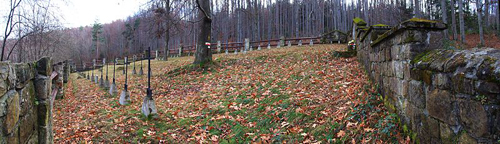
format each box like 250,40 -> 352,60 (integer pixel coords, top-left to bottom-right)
0,57 -> 69,143
356,18 -> 499,143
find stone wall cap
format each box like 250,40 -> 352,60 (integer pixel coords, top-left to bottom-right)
360,25 -> 393,42
370,18 -> 447,47
353,17 -> 367,26
400,18 -> 447,30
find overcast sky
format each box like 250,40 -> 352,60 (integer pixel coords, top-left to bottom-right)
58,0 -> 149,28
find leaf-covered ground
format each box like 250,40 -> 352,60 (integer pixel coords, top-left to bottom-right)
54,44 -> 410,143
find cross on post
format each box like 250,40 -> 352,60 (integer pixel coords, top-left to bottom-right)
109,58 -> 117,96
142,47 -> 157,117
120,57 -> 131,105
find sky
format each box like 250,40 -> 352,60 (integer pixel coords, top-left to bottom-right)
58,0 -> 149,28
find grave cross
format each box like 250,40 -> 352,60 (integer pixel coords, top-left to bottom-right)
119,57 -> 131,105
142,47 -> 157,117
109,58 -> 118,95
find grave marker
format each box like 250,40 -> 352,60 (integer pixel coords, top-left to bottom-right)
142,47 -> 157,117
132,55 -> 137,75
139,54 -> 144,75
109,58 -> 118,95
99,59 -> 105,88
119,57 -> 131,105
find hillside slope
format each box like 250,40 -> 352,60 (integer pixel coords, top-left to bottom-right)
54,44 -> 409,143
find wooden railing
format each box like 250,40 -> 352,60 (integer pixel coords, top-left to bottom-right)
75,36 -> 321,71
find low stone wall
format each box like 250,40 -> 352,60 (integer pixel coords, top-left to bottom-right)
0,57 -> 69,143
356,18 -> 499,143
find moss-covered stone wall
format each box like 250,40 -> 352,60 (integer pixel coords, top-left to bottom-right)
355,18 -> 499,143
0,57 -> 69,143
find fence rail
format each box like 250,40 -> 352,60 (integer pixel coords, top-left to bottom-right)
75,36 -> 323,71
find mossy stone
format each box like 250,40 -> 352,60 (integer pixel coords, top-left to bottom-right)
3,90 -> 20,134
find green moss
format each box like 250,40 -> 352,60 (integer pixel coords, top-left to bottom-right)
372,24 -> 390,27
353,17 -> 367,26
383,95 -> 396,112
411,50 -> 433,64
405,18 -> 438,23
370,27 -> 398,47
403,35 -> 417,43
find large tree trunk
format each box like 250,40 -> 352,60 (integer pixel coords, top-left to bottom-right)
458,0 -> 466,43
193,0 -> 212,65
451,0 -> 458,40
477,0 -> 485,46
441,0 -> 448,39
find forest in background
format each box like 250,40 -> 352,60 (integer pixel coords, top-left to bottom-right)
1,0 -> 499,65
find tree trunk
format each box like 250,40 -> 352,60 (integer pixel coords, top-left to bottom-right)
193,0 -> 212,65
498,0 -> 500,33
477,0 -> 485,46
415,0 -> 421,17
451,0 -> 458,40
458,0 -> 466,43
441,0 -> 449,39
163,0 -> 170,61
485,0 -> 489,28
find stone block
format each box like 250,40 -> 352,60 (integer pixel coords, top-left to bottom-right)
34,75 -> 50,101
2,90 -> 20,135
394,61 -> 404,79
434,73 -> 450,89
19,81 -> 35,116
458,132 -> 477,144
386,62 -> 395,77
426,89 -> 456,124
63,61 -> 70,83
38,125 -> 52,144
384,47 -> 391,61
394,79 -> 408,97
421,70 -> 433,85
37,100 -> 50,127
36,57 -> 52,76
409,106 -> 440,143
397,30 -> 428,44
458,99 -> 489,138
14,63 -> 35,89
451,73 -> 475,95
428,50 -> 455,72
0,62 -> 15,96
391,45 -> 401,60
410,68 -> 423,81
475,81 -> 500,94
6,125 -> 18,143
409,80 -> 425,109
440,123 -> 455,144
19,109 -> 37,144
403,61 -> 411,80
443,52 -> 466,73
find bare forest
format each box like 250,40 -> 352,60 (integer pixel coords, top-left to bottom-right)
2,0 -> 499,64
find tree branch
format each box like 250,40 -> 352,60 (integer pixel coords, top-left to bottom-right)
195,0 -> 211,20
